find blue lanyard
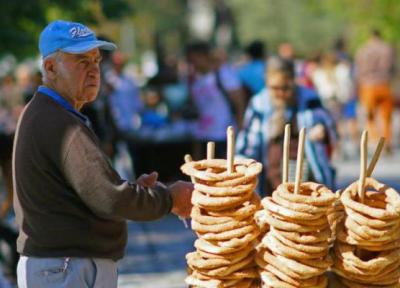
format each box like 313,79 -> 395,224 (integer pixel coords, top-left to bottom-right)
38,86 -> 91,127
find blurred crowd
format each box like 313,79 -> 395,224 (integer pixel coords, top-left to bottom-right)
0,28 -> 397,284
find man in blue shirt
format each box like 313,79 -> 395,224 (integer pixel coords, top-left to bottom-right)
14,20 -> 193,288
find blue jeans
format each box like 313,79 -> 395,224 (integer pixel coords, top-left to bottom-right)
17,256 -> 117,288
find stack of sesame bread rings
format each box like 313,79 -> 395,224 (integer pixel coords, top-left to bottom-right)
182,129 -> 263,288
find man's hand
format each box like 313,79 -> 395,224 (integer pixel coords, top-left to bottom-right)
169,181 -> 194,218
137,172 -> 159,188
309,124 -> 326,142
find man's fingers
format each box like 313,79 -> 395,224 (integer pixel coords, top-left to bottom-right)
137,172 -> 159,187
145,171 -> 158,186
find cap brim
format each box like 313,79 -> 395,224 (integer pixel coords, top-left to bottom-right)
61,40 -> 117,54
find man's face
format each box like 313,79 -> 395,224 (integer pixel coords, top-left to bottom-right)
55,49 -> 102,106
267,73 -> 295,108
187,52 -> 209,74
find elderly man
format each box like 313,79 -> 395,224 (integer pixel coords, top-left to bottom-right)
13,20 -> 193,288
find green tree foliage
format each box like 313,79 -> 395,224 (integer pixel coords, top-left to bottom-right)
316,0 -> 400,49
228,0 -> 345,57
227,0 -> 399,57
0,0 -> 132,59
128,0 -> 188,57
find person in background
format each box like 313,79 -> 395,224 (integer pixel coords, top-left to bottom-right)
236,58 -> 337,196
237,40 -> 266,98
107,51 -> 143,136
278,42 -> 296,77
298,52 -> 320,89
334,38 -> 359,157
355,29 -> 395,153
0,74 -> 21,283
140,86 -> 169,129
212,46 -> 247,118
312,51 -> 354,158
22,71 -> 42,104
312,51 -> 354,118
13,20 -> 193,288
106,51 -> 144,176
186,42 -> 245,158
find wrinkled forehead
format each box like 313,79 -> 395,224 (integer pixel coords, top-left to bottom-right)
60,48 -> 101,61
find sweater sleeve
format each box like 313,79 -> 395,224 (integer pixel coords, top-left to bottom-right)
62,126 -> 172,221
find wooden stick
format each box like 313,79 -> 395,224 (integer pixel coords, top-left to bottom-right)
294,128 -> 306,194
227,126 -> 235,174
358,131 -> 368,203
184,154 -> 195,183
179,154 -> 196,228
366,137 -> 385,177
282,124 -> 291,184
207,142 -> 215,160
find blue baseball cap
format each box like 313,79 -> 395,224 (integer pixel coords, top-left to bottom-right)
39,20 -> 117,58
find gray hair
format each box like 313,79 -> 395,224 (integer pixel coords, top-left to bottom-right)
41,51 -> 62,83
266,57 -> 295,78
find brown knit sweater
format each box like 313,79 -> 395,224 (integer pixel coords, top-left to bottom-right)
13,92 -> 172,261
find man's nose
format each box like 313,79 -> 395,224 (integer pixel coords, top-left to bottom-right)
89,62 -> 100,75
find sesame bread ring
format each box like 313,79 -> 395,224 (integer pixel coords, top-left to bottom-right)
271,211 -> 328,226
270,229 -> 329,254
272,191 -> 329,214
270,226 -> 331,244
341,178 -> 400,221
262,197 -> 325,221
336,226 -> 400,250
332,255 -> 400,285
296,254 -> 333,270
181,158 -> 262,182
206,194 -> 260,218
191,218 -> 250,233
216,267 -> 259,280
344,216 -> 400,239
259,271 -> 297,288
194,181 -> 256,197
263,233 -> 327,260
332,250 -> 400,281
345,220 -> 400,244
191,267 -> 258,280
256,255 -> 326,288
191,202 -> 259,226
224,279 -> 253,288
334,242 -> 400,274
185,274 -> 223,288
194,238 -> 249,255
191,206 -> 241,225
268,265 -> 327,288
186,251 -> 231,270
255,248 -> 301,280
276,182 -> 335,207
263,210 -> 329,233
195,252 -> 255,277
192,189 -> 253,211
260,271 -> 328,288
215,228 -> 260,248
196,242 -> 255,261
259,248 -> 323,279
345,205 -> 399,228
199,224 -> 256,241
339,277 -> 400,288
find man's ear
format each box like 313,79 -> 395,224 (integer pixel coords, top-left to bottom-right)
43,57 -> 58,80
